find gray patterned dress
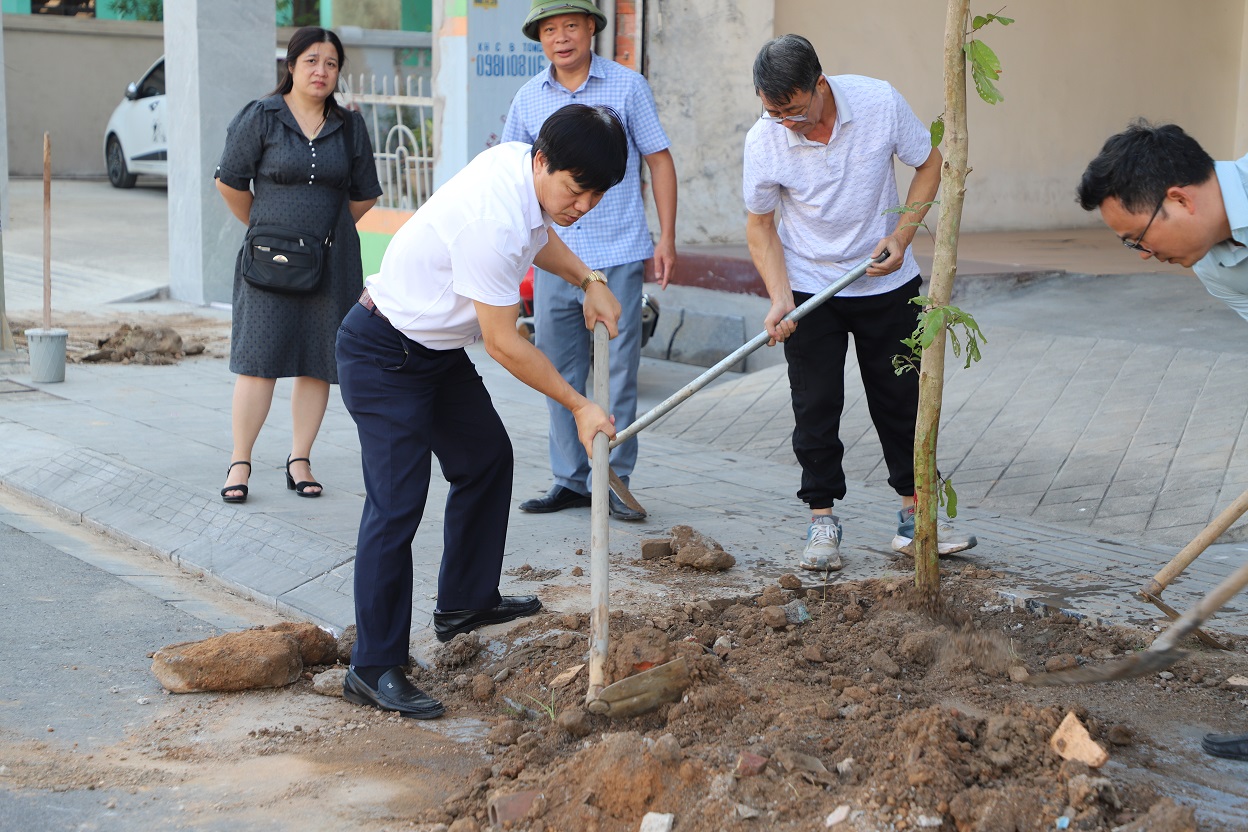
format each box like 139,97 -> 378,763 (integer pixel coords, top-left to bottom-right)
215,95 -> 382,383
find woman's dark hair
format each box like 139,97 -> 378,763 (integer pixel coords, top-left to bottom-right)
533,104 -> 628,193
1077,120 -> 1215,213
271,26 -> 346,120
753,34 -> 823,106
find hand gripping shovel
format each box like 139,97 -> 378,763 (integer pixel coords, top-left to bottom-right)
1027,554 -> 1248,686
606,253 -> 884,516
586,321 -> 691,717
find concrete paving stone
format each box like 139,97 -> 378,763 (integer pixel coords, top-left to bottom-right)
1040,483 -> 1108,505
976,493 -> 1046,512
1094,494 -> 1158,518
988,473 -> 1055,497
1148,505 -> 1219,531
1030,504 -> 1098,526
1160,469 -> 1229,491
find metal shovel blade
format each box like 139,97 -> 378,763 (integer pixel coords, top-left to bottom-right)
1027,555 -> 1248,686
585,656 -> 692,718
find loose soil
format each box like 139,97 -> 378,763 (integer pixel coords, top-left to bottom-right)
7,311 -> 231,364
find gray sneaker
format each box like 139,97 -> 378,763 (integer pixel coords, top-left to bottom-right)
891,507 -> 977,556
801,515 -> 843,571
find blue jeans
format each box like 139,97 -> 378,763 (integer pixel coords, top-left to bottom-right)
533,260 -> 643,493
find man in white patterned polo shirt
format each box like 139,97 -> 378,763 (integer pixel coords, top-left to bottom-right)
744,34 -> 976,572
503,0 -> 677,523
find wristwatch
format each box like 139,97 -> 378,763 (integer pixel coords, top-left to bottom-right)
580,269 -> 607,291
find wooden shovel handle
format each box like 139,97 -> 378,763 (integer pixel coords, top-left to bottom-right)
1144,486 -> 1248,597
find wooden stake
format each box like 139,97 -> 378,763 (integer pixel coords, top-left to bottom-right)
43,132 -> 51,331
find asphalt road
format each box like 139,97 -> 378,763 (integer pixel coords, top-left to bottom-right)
0,497 -> 263,831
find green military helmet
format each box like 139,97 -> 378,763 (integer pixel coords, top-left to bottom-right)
522,0 -> 608,42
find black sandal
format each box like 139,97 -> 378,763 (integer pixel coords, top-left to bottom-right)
221,461 -> 251,503
286,455 -> 323,498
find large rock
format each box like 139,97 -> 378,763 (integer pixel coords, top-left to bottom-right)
265,622 -> 338,665
669,525 -> 736,572
152,630 -> 302,693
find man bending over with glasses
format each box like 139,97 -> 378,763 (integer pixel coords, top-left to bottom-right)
1079,121 -> 1248,763
1078,121 -> 1248,322
744,34 -> 976,573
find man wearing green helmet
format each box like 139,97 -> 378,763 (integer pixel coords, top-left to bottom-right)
506,0 -> 678,524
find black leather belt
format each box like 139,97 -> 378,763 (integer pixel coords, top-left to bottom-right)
359,288 -> 390,324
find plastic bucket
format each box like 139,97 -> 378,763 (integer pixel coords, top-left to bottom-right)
25,327 -> 68,383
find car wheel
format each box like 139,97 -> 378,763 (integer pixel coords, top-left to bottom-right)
106,136 -> 137,189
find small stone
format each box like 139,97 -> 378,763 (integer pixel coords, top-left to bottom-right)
487,719 -> 524,746
652,734 -> 683,765
1158,671 -> 1175,681
802,645 -> 826,663
758,586 -> 786,607
914,816 -> 943,828
471,674 -> 495,701
135,696 -> 150,705
641,538 -> 674,560
550,663 -> 586,689
493,667 -> 511,683
487,790 -> 544,826
761,606 -> 788,629
265,622 -> 339,665
778,574 -> 803,590
560,613 -> 581,630
1106,725 -> 1134,746
733,751 -> 768,777
713,636 -> 732,658
638,812 -> 675,832
553,632 -> 577,650
312,667 -> 348,697
825,805 -> 850,826
556,708 -> 591,738
735,803 -> 760,820
1045,654 -> 1080,672
868,649 -> 900,678
835,757 -> 854,776
1089,647 -> 1116,660
1226,674 -> 1248,688
1049,711 -> 1108,768
843,604 -> 863,623
570,566 -> 584,577
1008,665 -> 1030,683
784,599 -> 812,624
815,701 -> 837,720
337,624 -> 357,664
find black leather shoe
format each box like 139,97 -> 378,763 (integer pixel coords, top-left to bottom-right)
1202,732 -> 1248,760
609,490 -> 646,521
433,595 -> 543,642
519,485 -> 591,513
342,667 -> 445,719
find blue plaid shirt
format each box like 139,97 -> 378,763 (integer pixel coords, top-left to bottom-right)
502,53 -> 670,269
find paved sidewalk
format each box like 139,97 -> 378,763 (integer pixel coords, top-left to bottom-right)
4,179 -> 1248,651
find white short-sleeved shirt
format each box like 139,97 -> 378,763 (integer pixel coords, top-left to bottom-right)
1194,155 -> 1248,323
365,142 -> 551,350
743,74 -> 931,297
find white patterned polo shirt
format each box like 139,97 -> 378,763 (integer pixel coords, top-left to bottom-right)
743,74 -> 932,297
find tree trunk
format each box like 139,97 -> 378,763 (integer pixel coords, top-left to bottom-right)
914,0 -> 970,595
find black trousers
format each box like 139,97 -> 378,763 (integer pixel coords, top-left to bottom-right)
784,276 -> 922,509
336,303 -> 513,667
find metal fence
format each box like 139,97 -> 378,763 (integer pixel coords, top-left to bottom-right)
339,73 -> 435,212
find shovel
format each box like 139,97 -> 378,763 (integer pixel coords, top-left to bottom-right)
1135,487 -> 1248,650
1026,554 -> 1248,686
607,253 -> 884,516
585,321 -> 692,717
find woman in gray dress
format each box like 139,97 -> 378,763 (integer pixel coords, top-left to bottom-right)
215,27 -> 382,503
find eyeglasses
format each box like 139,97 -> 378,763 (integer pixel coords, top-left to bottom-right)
1122,195 -> 1166,254
760,85 -> 818,123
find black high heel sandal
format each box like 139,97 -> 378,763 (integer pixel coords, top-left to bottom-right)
221,461 -> 251,504
286,455 -> 323,498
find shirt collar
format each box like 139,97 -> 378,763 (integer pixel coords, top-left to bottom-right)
263,94 -> 342,137
522,151 -> 552,230
1201,159 -> 1248,268
540,51 -> 605,94
785,74 -> 853,148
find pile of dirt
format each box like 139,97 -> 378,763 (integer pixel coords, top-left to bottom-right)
393,569 -> 1247,831
9,313 -> 229,363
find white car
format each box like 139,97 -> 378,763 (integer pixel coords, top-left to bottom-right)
103,57 -> 167,188
103,54 -> 286,189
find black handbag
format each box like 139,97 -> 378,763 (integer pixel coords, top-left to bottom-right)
240,108 -> 354,295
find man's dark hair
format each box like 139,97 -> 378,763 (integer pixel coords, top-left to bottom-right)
1077,121 -> 1215,213
533,104 -> 627,193
753,34 -> 823,106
